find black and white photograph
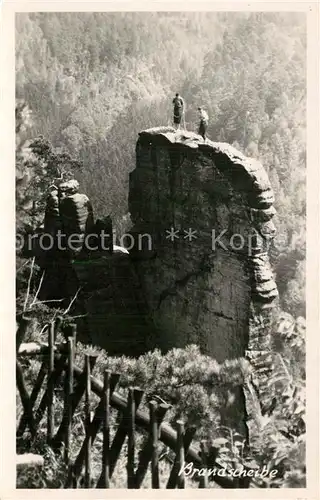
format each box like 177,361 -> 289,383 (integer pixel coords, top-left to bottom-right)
1,3 -> 318,494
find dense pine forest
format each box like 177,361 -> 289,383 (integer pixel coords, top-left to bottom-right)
16,12 -> 306,488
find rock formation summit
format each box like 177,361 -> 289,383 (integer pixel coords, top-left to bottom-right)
129,126 -> 278,361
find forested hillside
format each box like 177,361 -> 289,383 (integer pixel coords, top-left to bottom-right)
16,11 -> 306,317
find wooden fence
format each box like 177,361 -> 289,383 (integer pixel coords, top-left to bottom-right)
16,316 -> 255,489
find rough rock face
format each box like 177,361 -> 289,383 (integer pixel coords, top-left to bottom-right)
129,127 -> 278,363
43,126 -> 279,435
72,251 -> 152,356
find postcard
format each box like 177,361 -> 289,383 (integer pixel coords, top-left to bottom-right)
0,1 -> 319,499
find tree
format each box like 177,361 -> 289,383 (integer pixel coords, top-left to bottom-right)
16,101 -> 83,233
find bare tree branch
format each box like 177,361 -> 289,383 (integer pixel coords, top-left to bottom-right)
23,257 -> 35,312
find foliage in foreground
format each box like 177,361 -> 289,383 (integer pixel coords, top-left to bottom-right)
17,311 -> 306,488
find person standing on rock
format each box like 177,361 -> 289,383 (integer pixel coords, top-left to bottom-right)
172,92 -> 185,130
198,107 -> 209,141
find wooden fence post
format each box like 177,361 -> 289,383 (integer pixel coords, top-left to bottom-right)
166,425 -> 196,489
149,401 -> 159,489
107,388 -> 144,481
101,370 -> 111,488
67,372 -> 121,489
52,355 -> 98,452
199,440 -> 209,488
34,355 -> 67,430
134,403 -> 171,488
64,336 -> 75,466
176,420 -> 185,489
84,354 -> 92,488
17,361 -> 47,438
127,388 -> 136,488
16,360 -> 36,438
238,464 -> 251,489
47,322 -> 55,443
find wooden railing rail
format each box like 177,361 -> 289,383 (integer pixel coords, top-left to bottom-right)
16,317 -> 256,489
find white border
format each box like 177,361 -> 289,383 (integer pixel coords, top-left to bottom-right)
0,1 -> 319,499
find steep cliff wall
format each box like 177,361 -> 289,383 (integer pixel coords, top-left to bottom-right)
129,127 -> 278,364
72,251 -> 152,356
